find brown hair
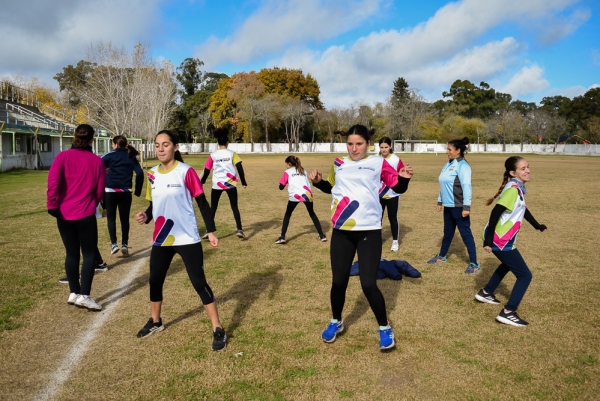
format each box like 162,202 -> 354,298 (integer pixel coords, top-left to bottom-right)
285,155 -> 305,176
155,130 -> 184,162
485,156 -> 524,206
72,124 -> 95,149
345,124 -> 375,142
113,135 -> 139,159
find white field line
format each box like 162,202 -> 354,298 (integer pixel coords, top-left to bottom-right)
34,254 -> 148,401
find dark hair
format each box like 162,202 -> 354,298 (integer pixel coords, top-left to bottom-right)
285,155 -> 305,176
448,137 -> 469,158
72,124 -> 95,149
213,127 -> 229,146
155,129 -> 184,162
345,124 -> 374,142
486,156 -> 525,206
378,136 -> 393,153
113,135 -> 139,159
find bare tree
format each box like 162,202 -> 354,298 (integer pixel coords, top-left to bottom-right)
256,93 -> 280,152
385,89 -> 431,140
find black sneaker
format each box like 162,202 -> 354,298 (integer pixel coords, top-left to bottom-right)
475,289 -> 500,304
496,310 -> 529,327
137,318 -> 164,338
95,262 -> 109,272
212,327 -> 227,351
59,277 -> 68,284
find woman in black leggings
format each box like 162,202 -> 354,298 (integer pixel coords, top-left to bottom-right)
309,125 -> 413,351
102,135 -> 144,256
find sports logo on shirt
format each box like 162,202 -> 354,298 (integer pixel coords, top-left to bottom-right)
331,196 -> 359,230
293,185 -> 314,202
147,172 -> 155,185
216,172 -> 238,190
334,158 -> 345,167
153,216 -> 176,246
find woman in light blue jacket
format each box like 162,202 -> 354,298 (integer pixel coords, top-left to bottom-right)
427,137 -> 480,274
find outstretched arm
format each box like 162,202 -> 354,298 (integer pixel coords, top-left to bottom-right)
524,208 -> 547,232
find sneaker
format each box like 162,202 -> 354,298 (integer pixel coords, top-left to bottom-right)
427,254 -> 446,264
59,277 -> 68,284
110,243 -> 119,255
121,244 -> 129,257
137,318 -> 165,338
464,262 -> 481,274
496,310 -> 529,327
95,262 -> 108,272
390,241 -> 399,252
275,236 -> 287,244
319,235 -> 328,242
474,289 -> 500,304
378,326 -> 395,350
321,319 -> 344,343
67,293 -> 78,305
74,295 -> 102,311
202,231 -> 209,239
236,229 -> 245,239
212,327 -> 227,351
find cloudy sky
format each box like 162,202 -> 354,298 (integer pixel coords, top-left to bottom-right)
1,0 -> 598,108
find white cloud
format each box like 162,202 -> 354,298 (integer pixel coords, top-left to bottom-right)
499,65 -> 549,98
0,0 -> 161,84
555,83 -> 600,99
195,0 -> 387,68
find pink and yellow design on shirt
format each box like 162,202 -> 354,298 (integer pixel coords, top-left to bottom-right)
331,196 -> 359,229
293,186 -> 313,202
483,182 -> 527,252
217,172 -> 238,190
153,216 -> 176,246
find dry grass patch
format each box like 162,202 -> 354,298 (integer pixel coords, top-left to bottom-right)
0,153 -> 599,400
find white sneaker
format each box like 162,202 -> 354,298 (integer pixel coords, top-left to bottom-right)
390,241 -> 399,252
75,295 -> 102,311
67,293 -> 78,305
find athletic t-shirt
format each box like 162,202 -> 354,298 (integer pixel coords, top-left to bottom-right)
279,167 -> 314,202
437,157 -> 472,210
326,155 -> 400,231
145,161 -> 204,246
379,153 -> 405,199
204,148 -> 242,190
482,180 -> 526,251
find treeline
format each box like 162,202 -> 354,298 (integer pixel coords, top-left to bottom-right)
5,42 -> 598,146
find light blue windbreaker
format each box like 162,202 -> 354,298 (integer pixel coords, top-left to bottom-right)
437,157 -> 472,211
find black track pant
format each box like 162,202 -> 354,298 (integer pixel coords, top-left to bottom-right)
380,196 -> 400,241
211,188 -> 242,230
330,229 -> 387,326
57,214 -> 98,296
281,201 -> 325,237
149,242 -> 215,304
105,192 -> 132,245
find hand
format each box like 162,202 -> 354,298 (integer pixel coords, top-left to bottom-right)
399,164 -> 413,178
102,210 -> 107,218
483,246 -> 492,253
207,232 -> 219,247
135,211 -> 147,224
242,185 -> 247,189
134,194 -> 139,198
308,169 -> 322,184
436,205 -> 442,212
538,224 -> 547,232
462,210 -> 470,218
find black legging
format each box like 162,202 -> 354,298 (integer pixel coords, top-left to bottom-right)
56,214 -> 98,296
149,242 -> 215,304
281,201 -> 325,237
210,188 -> 242,230
105,192 -> 132,245
330,229 -> 387,326
380,196 -> 400,241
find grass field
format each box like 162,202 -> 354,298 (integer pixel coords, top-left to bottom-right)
0,153 -> 599,400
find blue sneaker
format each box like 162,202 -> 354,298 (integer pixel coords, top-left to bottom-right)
321,319 -> 344,343
464,262 -> 481,274
379,326 -> 395,350
427,254 -> 446,264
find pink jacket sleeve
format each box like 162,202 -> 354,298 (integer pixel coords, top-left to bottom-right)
47,153 -> 64,210
279,172 -> 289,186
184,168 -> 205,198
381,159 -> 399,187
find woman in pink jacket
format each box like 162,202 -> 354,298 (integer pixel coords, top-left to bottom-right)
47,124 -> 106,311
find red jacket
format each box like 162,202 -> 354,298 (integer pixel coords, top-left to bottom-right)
47,148 -> 106,221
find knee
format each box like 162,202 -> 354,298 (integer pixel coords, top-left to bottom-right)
360,280 -> 379,297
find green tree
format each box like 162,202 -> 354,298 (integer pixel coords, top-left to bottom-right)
176,58 -> 204,101
53,60 -> 96,107
440,80 -> 511,119
390,77 -> 410,106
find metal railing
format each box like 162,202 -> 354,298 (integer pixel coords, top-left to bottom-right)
0,81 -> 37,106
2,103 -> 75,132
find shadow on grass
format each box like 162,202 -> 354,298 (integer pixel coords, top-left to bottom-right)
167,266 -> 284,337
243,218 -> 282,240
5,209 -> 47,219
381,223 -> 413,246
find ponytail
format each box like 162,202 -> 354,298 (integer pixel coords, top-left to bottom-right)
175,150 -> 184,163
285,155 -> 304,175
486,156 -> 524,206
213,127 -> 229,146
448,136 -> 469,158
126,144 -> 139,159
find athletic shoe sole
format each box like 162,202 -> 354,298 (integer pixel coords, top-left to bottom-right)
122,248 -> 129,257
110,247 -> 119,255
475,293 -> 500,304
496,315 -> 528,327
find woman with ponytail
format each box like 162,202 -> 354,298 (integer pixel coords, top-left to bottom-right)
378,137 -> 405,252
47,124 -> 105,311
309,125 -> 413,351
474,156 -> 546,327
427,137 -> 481,274
134,130 -> 226,350
275,155 -> 326,244
201,127 -> 247,239
102,135 -> 144,256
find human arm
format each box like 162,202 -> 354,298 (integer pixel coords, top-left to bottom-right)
381,160 -> 413,194
483,204 -> 507,252
309,169 -> 333,194
195,193 -> 218,247
46,154 -> 63,217
279,172 -> 288,190
458,162 -> 472,216
236,162 -> 247,187
135,202 -> 153,224
133,159 -> 144,197
524,208 -> 547,232
200,156 -> 213,185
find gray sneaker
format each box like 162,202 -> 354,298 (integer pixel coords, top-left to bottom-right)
74,295 -> 102,311
236,229 -> 245,239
